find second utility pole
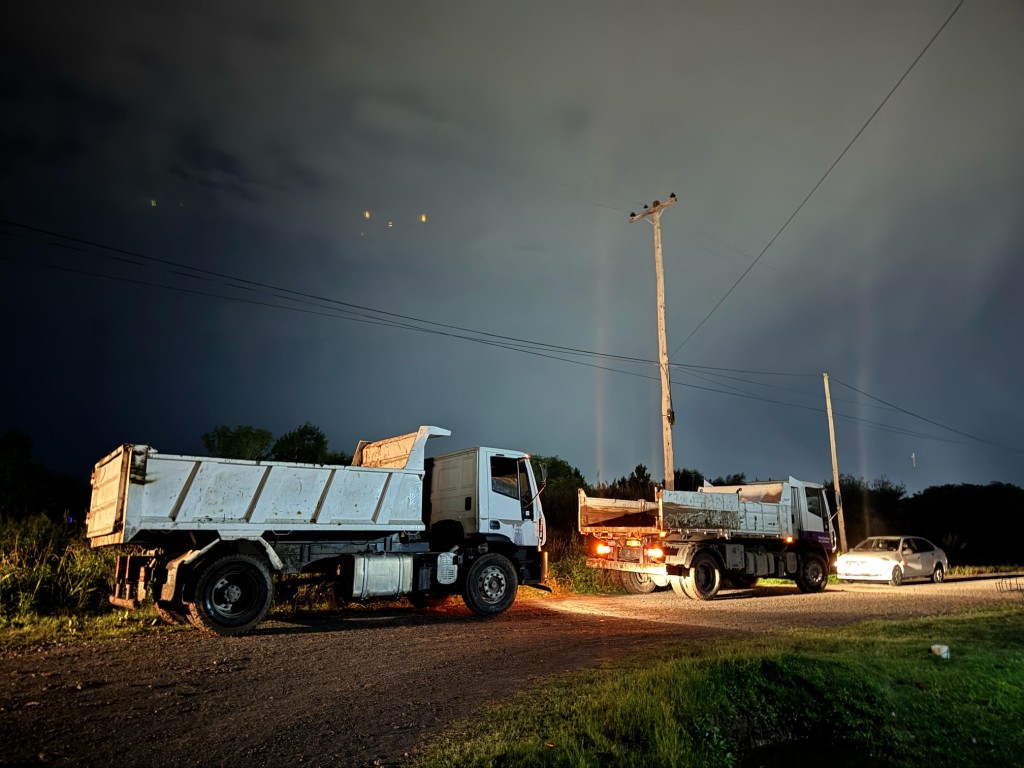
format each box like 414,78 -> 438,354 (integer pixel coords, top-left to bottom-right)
630,194 -> 677,490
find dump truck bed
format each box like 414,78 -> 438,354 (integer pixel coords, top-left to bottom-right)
579,486 -> 791,539
87,426 -> 449,547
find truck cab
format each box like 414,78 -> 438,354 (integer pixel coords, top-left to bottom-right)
427,447 -> 546,551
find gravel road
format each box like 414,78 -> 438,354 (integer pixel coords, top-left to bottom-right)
1,578 -> 1018,767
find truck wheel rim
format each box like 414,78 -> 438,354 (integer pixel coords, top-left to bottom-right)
694,563 -> 714,592
211,573 -> 256,616
477,565 -> 507,603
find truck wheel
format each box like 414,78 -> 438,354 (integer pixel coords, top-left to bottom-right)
187,554 -> 274,636
684,553 -> 721,600
621,572 -> 657,594
669,575 -> 694,599
889,566 -> 903,587
462,553 -> 517,616
795,555 -> 829,593
154,601 -> 187,625
727,575 -> 759,590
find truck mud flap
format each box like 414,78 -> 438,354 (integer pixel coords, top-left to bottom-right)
109,555 -> 151,609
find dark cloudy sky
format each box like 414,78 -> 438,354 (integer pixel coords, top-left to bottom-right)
2,1 -> 1022,493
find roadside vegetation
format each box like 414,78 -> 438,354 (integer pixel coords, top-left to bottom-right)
412,605 -> 1024,768
0,515 -> 179,648
1,516 -> 112,622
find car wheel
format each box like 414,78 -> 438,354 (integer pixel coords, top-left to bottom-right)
889,566 -> 903,587
931,564 -> 945,584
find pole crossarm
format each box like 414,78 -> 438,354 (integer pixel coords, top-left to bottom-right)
629,194 -> 676,223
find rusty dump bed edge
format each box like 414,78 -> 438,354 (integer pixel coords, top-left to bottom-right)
577,490 -> 661,533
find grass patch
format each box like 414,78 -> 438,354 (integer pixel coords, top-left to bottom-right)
0,605 -> 187,650
412,605 -> 1024,768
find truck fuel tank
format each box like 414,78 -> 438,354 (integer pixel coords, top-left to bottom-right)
337,554 -> 415,600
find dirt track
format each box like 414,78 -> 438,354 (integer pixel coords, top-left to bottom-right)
1,578 -> 1018,767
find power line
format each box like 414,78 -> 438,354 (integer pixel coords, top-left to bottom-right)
830,376 -> 1022,454
669,0 -> 965,357
0,252 -> 664,381
4,216 -> 1015,455
0,221 -> 657,367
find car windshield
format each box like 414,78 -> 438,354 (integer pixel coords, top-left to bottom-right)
852,537 -> 900,552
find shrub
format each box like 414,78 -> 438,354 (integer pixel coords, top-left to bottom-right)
546,530 -> 620,594
0,515 -> 115,620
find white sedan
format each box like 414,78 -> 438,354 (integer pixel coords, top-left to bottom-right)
836,536 -> 949,586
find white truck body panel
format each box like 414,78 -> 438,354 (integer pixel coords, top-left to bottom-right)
579,477 -> 828,542
661,486 -> 791,538
87,426 -> 451,546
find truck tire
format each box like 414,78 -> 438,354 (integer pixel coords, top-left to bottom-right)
621,572 -> 657,594
187,554 -> 274,636
727,574 -> 759,590
683,552 -> 721,600
669,574 -> 694,599
461,553 -> 517,616
795,554 -> 829,593
154,600 -> 188,625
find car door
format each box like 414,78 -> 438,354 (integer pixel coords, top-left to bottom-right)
900,537 -> 923,579
913,538 -> 936,577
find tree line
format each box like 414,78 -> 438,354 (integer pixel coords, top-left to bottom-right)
200,422 -> 352,465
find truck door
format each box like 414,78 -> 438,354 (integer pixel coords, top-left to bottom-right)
797,486 -> 833,549
800,488 -> 825,532
484,454 -> 537,547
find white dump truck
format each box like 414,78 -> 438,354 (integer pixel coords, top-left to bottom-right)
86,426 -> 547,635
578,477 -> 835,599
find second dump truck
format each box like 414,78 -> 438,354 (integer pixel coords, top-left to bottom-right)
86,426 -> 547,635
579,477 -> 835,599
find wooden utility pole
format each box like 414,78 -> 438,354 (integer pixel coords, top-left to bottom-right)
822,372 -> 848,551
630,194 -> 677,490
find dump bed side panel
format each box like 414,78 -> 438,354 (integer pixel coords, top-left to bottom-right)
578,490 -> 660,533
660,489 -> 789,537
134,455 -> 425,533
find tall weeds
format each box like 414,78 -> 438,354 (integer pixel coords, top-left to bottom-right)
546,529 -> 620,594
0,515 -> 115,621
